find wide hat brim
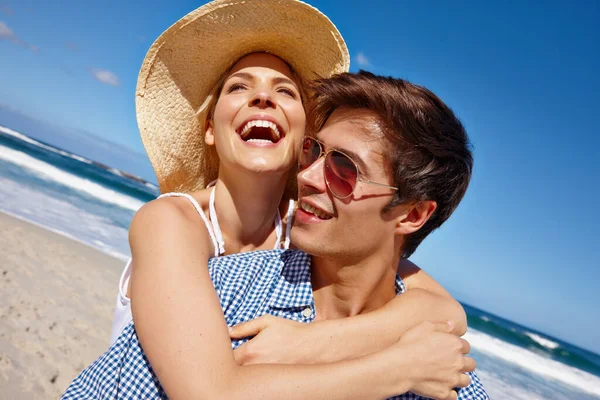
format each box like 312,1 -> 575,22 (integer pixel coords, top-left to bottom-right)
136,0 -> 350,193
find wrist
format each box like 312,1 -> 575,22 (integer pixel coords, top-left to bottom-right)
365,345 -> 413,397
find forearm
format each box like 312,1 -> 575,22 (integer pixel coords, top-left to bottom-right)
135,265 -> 409,399
210,352 -> 406,400
129,204 -> 406,400
294,289 -> 466,364
139,278 -> 409,400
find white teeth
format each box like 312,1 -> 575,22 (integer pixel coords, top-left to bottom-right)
246,139 -> 274,144
240,120 -> 281,140
300,201 -> 332,220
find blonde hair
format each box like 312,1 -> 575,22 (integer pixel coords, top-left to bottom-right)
195,54 -> 309,198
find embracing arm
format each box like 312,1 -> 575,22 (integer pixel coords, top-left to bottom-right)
129,200 -> 468,400
397,258 -> 467,336
232,259 -> 466,365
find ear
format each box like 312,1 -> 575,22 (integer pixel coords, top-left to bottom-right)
204,120 -> 215,146
394,200 -> 437,236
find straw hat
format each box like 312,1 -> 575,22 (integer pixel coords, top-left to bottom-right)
136,0 -> 350,193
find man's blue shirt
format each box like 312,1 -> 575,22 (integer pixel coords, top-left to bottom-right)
62,249 -> 488,399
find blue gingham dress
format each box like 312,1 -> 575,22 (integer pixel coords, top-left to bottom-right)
62,249 -> 489,399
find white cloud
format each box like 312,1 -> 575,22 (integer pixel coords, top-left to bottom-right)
0,20 -> 14,38
0,20 -> 38,52
91,69 -> 120,86
355,52 -> 370,67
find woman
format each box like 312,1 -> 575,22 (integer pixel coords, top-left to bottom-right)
65,1 -> 473,399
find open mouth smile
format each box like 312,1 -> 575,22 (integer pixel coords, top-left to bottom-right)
299,200 -> 333,220
237,117 -> 285,144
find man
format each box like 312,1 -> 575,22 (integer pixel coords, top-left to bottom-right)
63,72 -> 488,400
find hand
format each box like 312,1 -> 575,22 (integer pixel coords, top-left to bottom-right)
392,321 -> 475,400
230,315 -> 313,365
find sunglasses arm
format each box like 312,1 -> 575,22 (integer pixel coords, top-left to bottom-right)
358,178 -> 399,191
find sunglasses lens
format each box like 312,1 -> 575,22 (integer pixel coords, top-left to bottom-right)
325,151 -> 358,198
299,137 -> 321,170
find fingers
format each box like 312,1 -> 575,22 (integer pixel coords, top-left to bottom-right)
441,389 -> 458,400
232,343 -> 247,364
462,356 -> 476,373
459,337 -> 471,354
457,372 -> 472,388
430,320 -> 455,333
229,316 -> 270,339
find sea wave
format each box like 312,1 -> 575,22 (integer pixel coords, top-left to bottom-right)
0,145 -> 144,212
465,328 -> 600,396
0,125 -> 93,164
475,369 -> 547,400
108,167 -> 124,177
525,331 -> 561,350
2,209 -> 130,262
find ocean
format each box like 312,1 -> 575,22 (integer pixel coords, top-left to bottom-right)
1,124 -> 599,399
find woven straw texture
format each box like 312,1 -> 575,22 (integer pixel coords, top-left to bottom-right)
136,0 -> 350,193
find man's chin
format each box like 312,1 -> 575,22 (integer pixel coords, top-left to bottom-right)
290,228 -> 320,254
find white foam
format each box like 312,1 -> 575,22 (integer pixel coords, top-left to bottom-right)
0,125 -> 93,164
0,145 -> 144,212
465,328 -> 600,396
0,209 -> 129,262
0,177 -> 131,260
475,369 -> 547,400
108,167 -> 124,177
525,331 -> 560,350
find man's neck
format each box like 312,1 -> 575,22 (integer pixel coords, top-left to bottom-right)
311,251 -> 400,320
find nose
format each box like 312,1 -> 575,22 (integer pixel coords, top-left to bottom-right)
297,155 -> 327,194
248,89 -> 276,109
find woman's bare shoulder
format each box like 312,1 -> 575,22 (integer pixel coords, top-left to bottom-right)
129,189 -> 213,248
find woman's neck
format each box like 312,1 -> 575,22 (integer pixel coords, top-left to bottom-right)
212,168 -> 289,254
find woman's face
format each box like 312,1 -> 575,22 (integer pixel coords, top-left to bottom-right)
205,53 -> 306,179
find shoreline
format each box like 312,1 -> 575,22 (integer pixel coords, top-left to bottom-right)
0,209 -> 130,262
0,211 -> 125,399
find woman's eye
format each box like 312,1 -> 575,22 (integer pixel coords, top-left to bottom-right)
226,83 -> 246,93
277,87 -> 298,99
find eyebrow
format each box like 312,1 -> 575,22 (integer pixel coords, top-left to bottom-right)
339,147 -> 370,176
227,72 -> 297,88
272,76 -> 297,87
317,138 -> 371,176
227,72 -> 254,81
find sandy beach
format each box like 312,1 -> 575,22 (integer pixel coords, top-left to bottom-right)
0,211 -> 125,399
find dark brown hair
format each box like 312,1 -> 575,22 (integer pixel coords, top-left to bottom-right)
309,70 -> 473,258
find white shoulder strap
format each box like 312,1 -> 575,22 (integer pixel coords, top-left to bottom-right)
283,199 -> 294,249
209,186 -> 226,255
157,192 -> 219,257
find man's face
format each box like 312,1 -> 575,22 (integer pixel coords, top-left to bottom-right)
291,108 -> 400,262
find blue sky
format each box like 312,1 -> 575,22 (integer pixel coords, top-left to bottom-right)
1,0 -> 598,353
